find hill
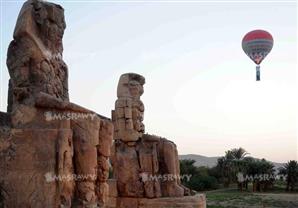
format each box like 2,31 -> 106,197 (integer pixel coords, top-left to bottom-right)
179,154 -> 285,170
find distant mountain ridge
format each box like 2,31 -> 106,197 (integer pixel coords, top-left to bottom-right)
179,154 -> 219,168
179,154 -> 285,170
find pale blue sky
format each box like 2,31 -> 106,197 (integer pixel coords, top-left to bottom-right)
0,0 -> 297,162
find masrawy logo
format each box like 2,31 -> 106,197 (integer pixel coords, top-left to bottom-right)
139,173 -> 192,182
44,172 -> 55,183
236,172 -> 287,182
44,172 -> 97,183
44,111 -> 97,121
236,172 -> 245,183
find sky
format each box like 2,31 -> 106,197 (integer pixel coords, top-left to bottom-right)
0,0 -> 297,163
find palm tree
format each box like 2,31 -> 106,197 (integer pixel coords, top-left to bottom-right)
242,157 -> 255,190
216,156 -> 233,187
230,147 -> 249,160
246,159 -> 275,192
230,148 -> 249,191
283,160 -> 298,191
216,147 -> 249,189
179,159 -> 198,185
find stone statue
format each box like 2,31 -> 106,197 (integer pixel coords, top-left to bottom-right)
0,0 -> 113,207
0,1 -> 207,207
111,73 -> 188,200
7,0 -> 90,127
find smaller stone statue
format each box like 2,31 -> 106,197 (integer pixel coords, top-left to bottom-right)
111,73 -> 189,200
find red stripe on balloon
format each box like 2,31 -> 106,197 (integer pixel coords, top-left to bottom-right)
242,30 -> 273,42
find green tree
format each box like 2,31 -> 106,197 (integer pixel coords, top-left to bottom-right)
215,147 -> 249,189
180,160 -> 198,179
246,159 -> 275,192
179,159 -> 218,191
282,160 -> 298,191
216,156 -> 233,187
230,147 -> 249,160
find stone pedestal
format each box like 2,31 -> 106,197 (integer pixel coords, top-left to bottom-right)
105,195 -> 206,208
138,195 -> 206,208
104,179 -> 206,208
0,128 -> 73,207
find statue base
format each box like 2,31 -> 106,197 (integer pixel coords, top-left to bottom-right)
106,180 -> 206,208
106,195 -> 206,208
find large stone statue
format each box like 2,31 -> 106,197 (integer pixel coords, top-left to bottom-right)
0,0 -> 113,207
111,73 -> 188,200
7,0 -> 82,124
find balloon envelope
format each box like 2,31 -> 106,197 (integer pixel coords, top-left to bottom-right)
242,30 -> 273,65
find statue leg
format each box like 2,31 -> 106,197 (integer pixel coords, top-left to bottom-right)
72,117 -> 100,206
160,139 -> 184,197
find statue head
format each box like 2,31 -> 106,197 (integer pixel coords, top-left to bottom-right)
33,0 -> 66,50
117,73 -> 145,99
13,0 -> 66,54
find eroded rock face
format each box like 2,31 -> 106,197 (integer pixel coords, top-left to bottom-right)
111,73 -> 189,200
0,0 -> 113,207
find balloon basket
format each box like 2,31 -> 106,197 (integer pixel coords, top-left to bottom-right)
256,65 -> 260,81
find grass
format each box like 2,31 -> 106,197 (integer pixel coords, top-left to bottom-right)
205,187 -> 298,208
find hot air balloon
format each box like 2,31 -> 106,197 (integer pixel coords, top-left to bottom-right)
242,30 -> 273,81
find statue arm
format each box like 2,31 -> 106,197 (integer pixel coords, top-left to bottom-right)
141,134 -> 161,142
7,39 -> 31,86
35,92 -> 93,113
